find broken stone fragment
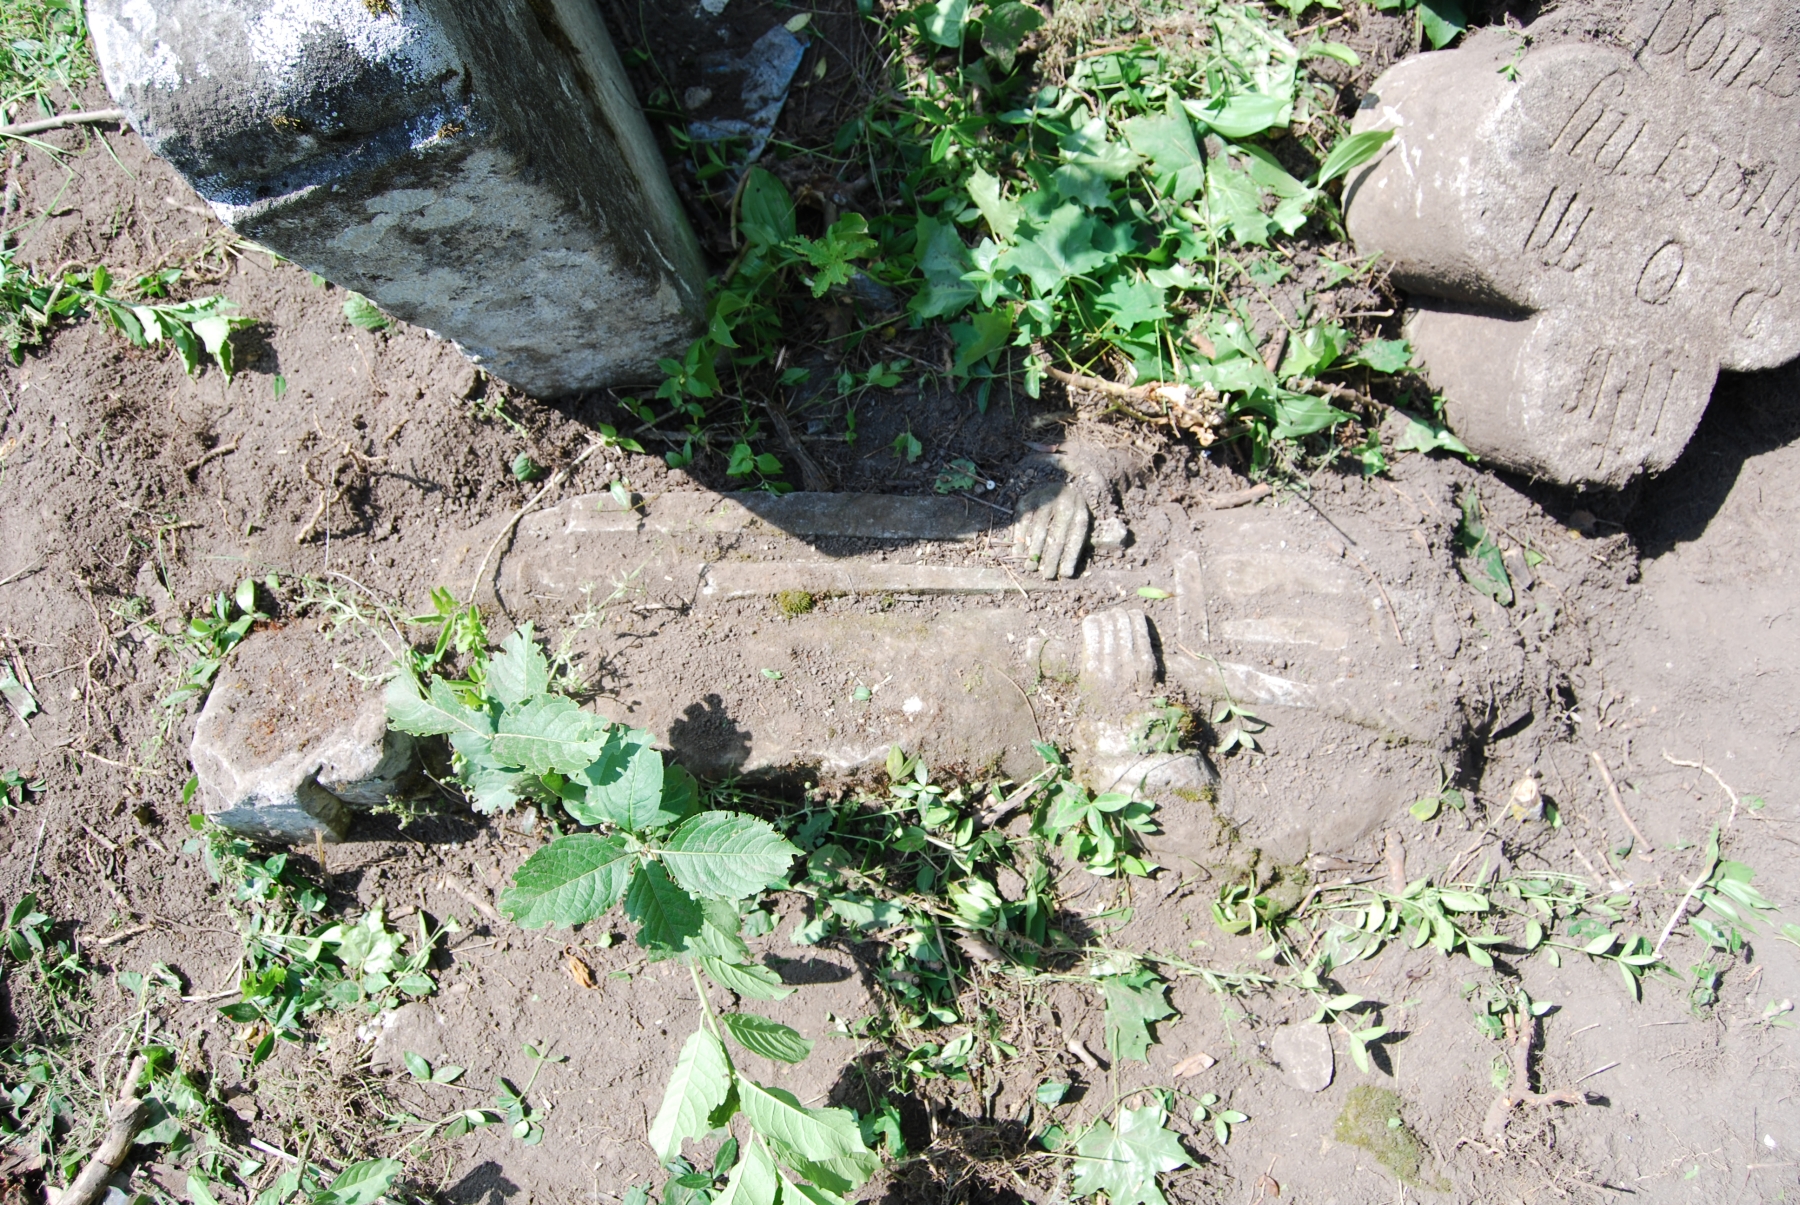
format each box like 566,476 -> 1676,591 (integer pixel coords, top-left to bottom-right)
1013,484 -> 1091,580
1346,3 -> 1800,486
1270,1022 -> 1334,1093
190,625 -> 414,843
88,0 -> 706,394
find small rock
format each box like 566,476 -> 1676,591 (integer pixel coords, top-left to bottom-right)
190,624 -> 414,844
1092,516 -> 1131,550
1270,1023 -> 1334,1093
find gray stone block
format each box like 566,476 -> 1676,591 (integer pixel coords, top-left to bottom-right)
89,0 -> 705,394
1346,2 -> 1800,485
191,625 -> 414,843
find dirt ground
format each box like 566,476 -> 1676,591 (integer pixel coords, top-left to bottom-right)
0,3 -> 1797,1205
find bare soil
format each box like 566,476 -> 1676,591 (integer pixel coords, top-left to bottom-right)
0,4 -> 1795,1205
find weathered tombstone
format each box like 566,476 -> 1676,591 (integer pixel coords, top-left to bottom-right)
88,0 -> 707,394
1345,2 -> 1800,486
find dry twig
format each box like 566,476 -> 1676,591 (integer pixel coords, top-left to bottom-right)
0,109 -> 126,137
59,1054 -> 149,1205
1661,751 -> 1743,828
1590,751 -> 1652,859
1481,1012 -> 1587,1142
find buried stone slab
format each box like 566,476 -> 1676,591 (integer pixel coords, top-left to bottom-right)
190,624 -> 414,843
88,0 -> 705,394
1345,2 -> 1800,486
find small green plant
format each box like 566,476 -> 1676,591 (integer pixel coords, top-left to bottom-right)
1095,962 -> 1175,1063
1187,1091 -> 1249,1146
775,589 -> 816,617
0,768 -> 42,807
0,0 -> 95,121
0,250 -> 253,375
341,292 -> 392,332
160,579 -> 269,713
1210,700 -> 1266,755
1454,490 -> 1513,606
1070,1099 -> 1194,1205
1035,756 -> 1160,878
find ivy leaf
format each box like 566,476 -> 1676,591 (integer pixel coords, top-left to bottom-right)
1098,969 -> 1176,1063
499,834 -> 638,929
737,1080 -> 879,1195
1201,159 -> 1274,247
487,624 -> 550,707
648,1028 -> 735,1163
1278,324 -> 1348,380
1394,411 -> 1472,459
702,958 -> 796,1001
661,813 -> 800,900
950,307 -> 1015,376
1071,1105 -> 1193,1205
625,861 -> 704,954
1122,100 -> 1205,203
1348,338 -> 1412,373
1052,118 -> 1142,206
1094,276 -> 1169,330
978,0 -> 1043,71
722,1013 -> 814,1065
491,695 -> 609,777
385,672 -> 491,739
968,168 -> 1021,241
912,216 -> 977,319
997,204 -> 1111,296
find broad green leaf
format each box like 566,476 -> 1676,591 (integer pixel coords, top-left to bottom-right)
681,896 -> 753,964
978,0 -> 1043,70
741,169 -> 797,248
385,672 -> 490,739
567,735 -> 683,831
1249,390 -> 1347,440
1316,128 -> 1396,186
968,168 -> 1021,241
1201,159 -> 1274,247
1123,100 -> 1205,203
1438,890 -> 1489,913
715,1137 -> 782,1205
1098,969 -> 1176,1063
318,1159 -> 403,1205
1417,0 -> 1467,49
1395,411 -> 1472,458
996,204 -> 1111,295
403,1051 -> 431,1081
661,764 -> 702,823
453,731 -> 529,814
1094,276 -> 1169,329
722,1013 -> 814,1064
487,625 -> 550,707
1071,1105 -> 1193,1205
1184,92 -> 1290,139
491,695 -> 608,777
648,1028 -> 735,1162
921,0 -> 970,47
1349,338 -> 1412,373
1279,324 -> 1348,380
780,1178 -> 848,1205
661,812 -> 800,900
738,1080 -> 878,1194
703,957 -> 796,1000
500,834 -> 637,928
1053,118 -> 1142,206
912,215 -> 977,319
625,861 -> 704,953
342,293 -> 391,331
950,307 -> 1015,376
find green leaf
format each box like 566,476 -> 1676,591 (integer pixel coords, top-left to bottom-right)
1395,411 -> 1472,458
567,736 -> 675,830
1123,100 -> 1205,203
715,1136 -> 782,1205
1184,92 -> 1290,139
912,216 -> 977,319
1098,969 -> 1176,1063
342,293 -> 391,332
951,307 -> 1015,376
740,169 -> 797,248
648,1028 -> 735,1162
1052,118 -> 1142,206
491,695 -> 609,777
487,625 -> 550,707
738,1080 -> 879,1194
1410,795 -> 1442,822
1279,324 -> 1348,379
403,1051 -> 432,1081
1417,0 -> 1467,48
500,834 -> 637,929
317,1159 -> 403,1205
1094,275 -> 1169,329
661,812 -> 800,900
1438,891 -> 1489,913
384,672 -> 490,739
1349,339 -> 1412,373
625,861 -> 704,953
978,0 -> 1043,70
703,957 -> 796,1000
0,670 -> 37,721
968,168 -> 1021,241
1316,128 -> 1395,186
722,1013 -> 814,1064
996,204 -> 1111,295
1071,1104 -> 1193,1205
921,0 -> 971,47
1201,159 -> 1274,247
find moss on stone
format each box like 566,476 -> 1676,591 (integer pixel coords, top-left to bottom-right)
1333,1085 -> 1442,1189
775,590 -> 815,617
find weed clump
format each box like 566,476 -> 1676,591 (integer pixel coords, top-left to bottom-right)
776,589 -> 816,617
1334,1085 -> 1440,1188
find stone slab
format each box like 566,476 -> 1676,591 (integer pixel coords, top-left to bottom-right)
90,0 -> 706,394
531,491 -> 1001,542
1346,2 -> 1800,485
190,624 -> 414,843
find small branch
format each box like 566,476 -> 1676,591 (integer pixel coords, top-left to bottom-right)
0,564 -> 44,589
1591,751 -> 1653,859
1290,377 -> 1380,408
183,436 -> 241,478
1195,482 -> 1272,510
1048,366 -> 1150,401
1481,1013 -> 1587,1143
59,1055 -> 149,1205
0,109 -> 126,137
86,923 -> 153,948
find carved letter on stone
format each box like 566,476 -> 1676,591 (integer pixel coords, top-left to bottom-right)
1344,1 -> 1800,486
